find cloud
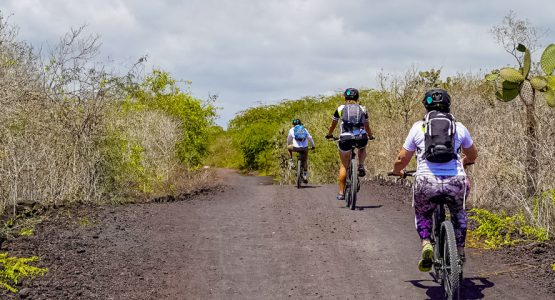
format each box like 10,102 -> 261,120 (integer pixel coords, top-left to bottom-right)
1,0 -> 554,126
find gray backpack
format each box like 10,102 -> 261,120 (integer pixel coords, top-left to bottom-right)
341,104 -> 365,132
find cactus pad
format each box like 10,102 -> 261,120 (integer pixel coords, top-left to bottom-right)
530,76 -> 548,91
500,67 -> 525,83
540,44 -> 555,75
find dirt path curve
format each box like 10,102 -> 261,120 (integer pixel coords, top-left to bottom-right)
3,169 -> 552,299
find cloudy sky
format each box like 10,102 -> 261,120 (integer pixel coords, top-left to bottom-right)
1,0 -> 553,126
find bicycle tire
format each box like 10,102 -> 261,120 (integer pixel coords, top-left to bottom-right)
345,165 -> 352,207
431,205 -> 445,280
440,221 -> 461,300
296,159 -> 302,189
349,158 -> 358,210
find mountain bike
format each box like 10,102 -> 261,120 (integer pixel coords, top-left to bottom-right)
329,136 -> 363,210
289,148 -> 313,189
388,171 -> 462,300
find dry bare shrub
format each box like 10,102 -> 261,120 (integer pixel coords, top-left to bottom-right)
100,108 -> 183,200
0,17 -> 211,216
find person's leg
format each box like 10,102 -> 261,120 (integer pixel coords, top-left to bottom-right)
338,150 -> 351,195
300,148 -> 308,171
414,176 -> 440,271
445,176 -> 470,258
356,137 -> 368,177
287,145 -> 294,167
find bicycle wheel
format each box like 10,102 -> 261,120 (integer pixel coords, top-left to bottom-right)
431,205 -> 445,280
296,159 -> 302,189
344,165 -> 352,207
440,221 -> 461,300
349,158 -> 358,210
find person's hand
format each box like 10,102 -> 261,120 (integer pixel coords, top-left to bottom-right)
325,134 -> 333,140
389,169 -> 404,177
368,134 -> 376,140
311,146 -> 315,151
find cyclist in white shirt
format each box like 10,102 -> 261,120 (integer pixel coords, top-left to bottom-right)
390,89 -> 478,272
287,119 -> 315,183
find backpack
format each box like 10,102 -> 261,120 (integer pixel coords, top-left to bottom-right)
341,104 -> 366,133
422,111 -> 457,163
293,125 -> 308,141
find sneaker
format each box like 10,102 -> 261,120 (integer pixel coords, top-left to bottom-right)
289,159 -> 294,168
418,243 -> 433,272
302,172 -> 308,183
336,194 -> 345,201
357,167 -> 366,177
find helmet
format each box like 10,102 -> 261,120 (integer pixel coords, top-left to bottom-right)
344,88 -> 359,101
292,118 -> 302,126
422,89 -> 451,112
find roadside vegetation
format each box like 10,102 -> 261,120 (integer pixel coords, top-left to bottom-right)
0,13 -> 215,291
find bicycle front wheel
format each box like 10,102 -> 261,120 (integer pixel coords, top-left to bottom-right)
296,160 -> 302,189
440,221 -> 461,300
349,158 -> 358,210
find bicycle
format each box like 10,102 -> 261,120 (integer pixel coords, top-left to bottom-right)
289,148 -> 313,189
388,170 -> 462,300
329,136 -> 365,210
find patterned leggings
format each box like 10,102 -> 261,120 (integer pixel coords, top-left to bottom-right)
413,175 -> 470,247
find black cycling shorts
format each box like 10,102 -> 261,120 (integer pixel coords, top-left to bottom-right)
338,134 -> 368,152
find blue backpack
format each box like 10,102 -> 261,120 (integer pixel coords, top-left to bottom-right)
293,125 -> 308,141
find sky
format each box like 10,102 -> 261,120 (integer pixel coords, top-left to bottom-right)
1,0 -> 554,127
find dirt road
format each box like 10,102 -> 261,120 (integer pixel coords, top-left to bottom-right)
2,169 -> 553,299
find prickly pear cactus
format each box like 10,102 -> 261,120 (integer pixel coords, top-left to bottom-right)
485,43 -> 555,107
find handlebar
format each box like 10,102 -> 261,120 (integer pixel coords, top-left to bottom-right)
325,134 -> 376,141
387,170 -> 416,179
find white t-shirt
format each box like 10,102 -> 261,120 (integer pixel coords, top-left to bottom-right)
287,127 -> 315,148
403,120 -> 473,176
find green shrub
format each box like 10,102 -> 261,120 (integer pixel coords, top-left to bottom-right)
468,208 -> 548,249
0,253 -> 47,293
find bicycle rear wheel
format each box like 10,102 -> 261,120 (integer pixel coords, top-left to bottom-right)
440,221 -> 461,300
296,159 -> 302,189
431,205 -> 445,280
349,158 -> 358,210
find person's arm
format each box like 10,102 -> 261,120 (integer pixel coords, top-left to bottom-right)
364,122 -> 374,138
391,123 -> 418,175
459,123 -> 477,170
361,107 -> 374,138
462,144 -> 478,169
391,148 -> 415,176
326,120 -> 338,138
287,130 -> 293,146
308,135 -> 315,148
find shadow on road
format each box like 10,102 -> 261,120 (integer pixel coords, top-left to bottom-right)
407,276 -> 494,299
356,205 -> 383,210
299,185 -> 321,189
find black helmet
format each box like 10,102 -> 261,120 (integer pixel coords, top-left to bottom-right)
292,118 -> 302,126
344,88 -> 359,101
422,89 -> 451,112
